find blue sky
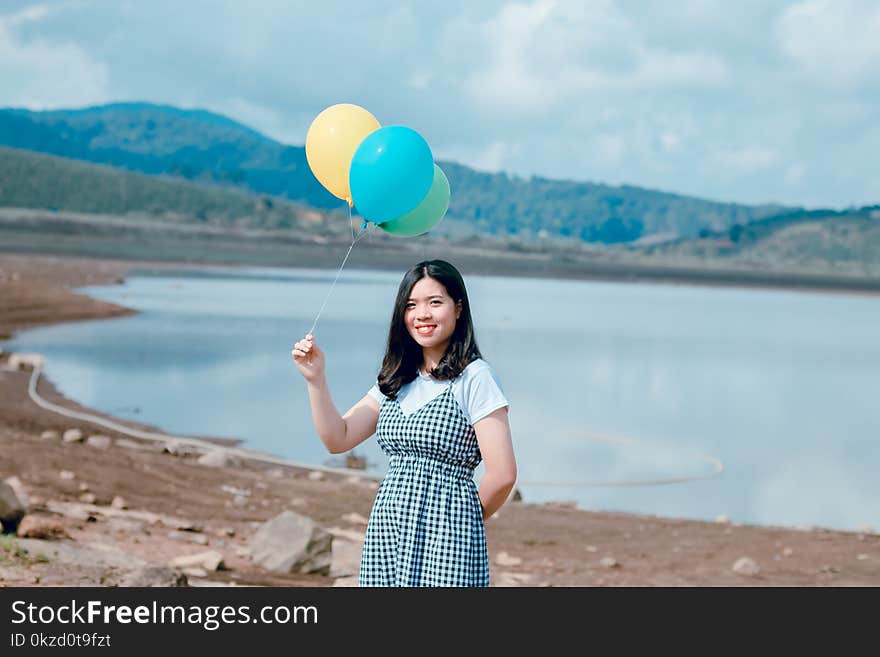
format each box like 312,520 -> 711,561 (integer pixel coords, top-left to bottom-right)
1,0 -> 878,208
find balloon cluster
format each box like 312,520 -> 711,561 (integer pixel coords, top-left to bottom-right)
305,104 -> 449,237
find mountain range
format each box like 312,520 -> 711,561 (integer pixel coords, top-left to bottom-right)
0,102 -> 793,244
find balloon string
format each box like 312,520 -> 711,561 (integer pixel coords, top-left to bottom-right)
307,203 -> 370,337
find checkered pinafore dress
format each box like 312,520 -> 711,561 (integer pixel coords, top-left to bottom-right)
359,380 -> 490,586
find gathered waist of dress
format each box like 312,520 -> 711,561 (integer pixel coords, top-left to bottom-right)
387,454 -> 475,480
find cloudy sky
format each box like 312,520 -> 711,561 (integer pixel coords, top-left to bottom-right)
1,0 -> 878,208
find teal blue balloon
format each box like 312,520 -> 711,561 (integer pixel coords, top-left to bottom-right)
378,165 -> 450,237
349,126 -> 434,223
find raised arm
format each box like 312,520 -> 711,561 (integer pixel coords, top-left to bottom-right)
292,333 -> 380,454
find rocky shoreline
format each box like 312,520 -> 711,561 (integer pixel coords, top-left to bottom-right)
1,252 -> 878,587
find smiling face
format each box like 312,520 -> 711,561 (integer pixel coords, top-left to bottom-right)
404,276 -> 462,352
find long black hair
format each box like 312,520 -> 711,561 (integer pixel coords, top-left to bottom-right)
377,259 -> 482,399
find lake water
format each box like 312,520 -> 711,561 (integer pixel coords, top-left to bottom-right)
6,265 -> 879,532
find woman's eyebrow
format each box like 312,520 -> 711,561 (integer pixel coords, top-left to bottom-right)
407,294 -> 444,301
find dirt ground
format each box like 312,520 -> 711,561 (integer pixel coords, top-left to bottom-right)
1,252 -> 878,587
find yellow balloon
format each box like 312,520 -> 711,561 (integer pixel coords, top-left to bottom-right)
305,104 -> 380,205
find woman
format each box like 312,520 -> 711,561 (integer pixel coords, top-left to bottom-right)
291,259 -> 517,586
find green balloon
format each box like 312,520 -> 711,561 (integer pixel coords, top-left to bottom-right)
377,164 -> 450,237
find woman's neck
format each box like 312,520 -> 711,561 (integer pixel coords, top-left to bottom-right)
421,344 -> 448,373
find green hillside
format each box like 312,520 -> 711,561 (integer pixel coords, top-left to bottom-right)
0,102 -> 792,243
0,145 -> 330,231
632,207 -> 880,277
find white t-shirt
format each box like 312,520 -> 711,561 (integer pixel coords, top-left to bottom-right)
367,358 -> 510,425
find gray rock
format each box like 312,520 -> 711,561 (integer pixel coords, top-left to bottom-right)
168,550 -> 224,571
40,430 -> 60,441
495,551 -> 523,567
9,353 -> 44,371
732,557 -> 760,576
16,538 -> 149,570
86,434 -> 112,449
62,429 -> 84,444
0,481 -> 26,532
162,440 -> 201,457
45,500 -> 98,521
341,512 -> 369,526
326,526 -> 366,543
220,484 -> 250,497
173,519 -> 203,532
167,530 -> 209,545
249,510 -> 333,575
111,496 -> 128,510
3,476 -> 30,511
197,450 -> 242,468
333,576 -> 359,587
495,571 -> 533,586
58,470 -> 75,480
307,470 -> 324,481
16,515 -> 68,540
599,556 -> 620,569
119,566 -> 188,587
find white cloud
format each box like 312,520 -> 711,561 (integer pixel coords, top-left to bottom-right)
776,0 -> 880,87
0,4 -> 108,108
446,139 -> 523,173
714,145 -> 781,174
0,1 -> 877,207
461,0 -> 560,115
5,4 -> 53,25
460,0 -> 728,118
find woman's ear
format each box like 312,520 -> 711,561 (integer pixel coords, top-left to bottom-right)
455,299 -> 462,320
